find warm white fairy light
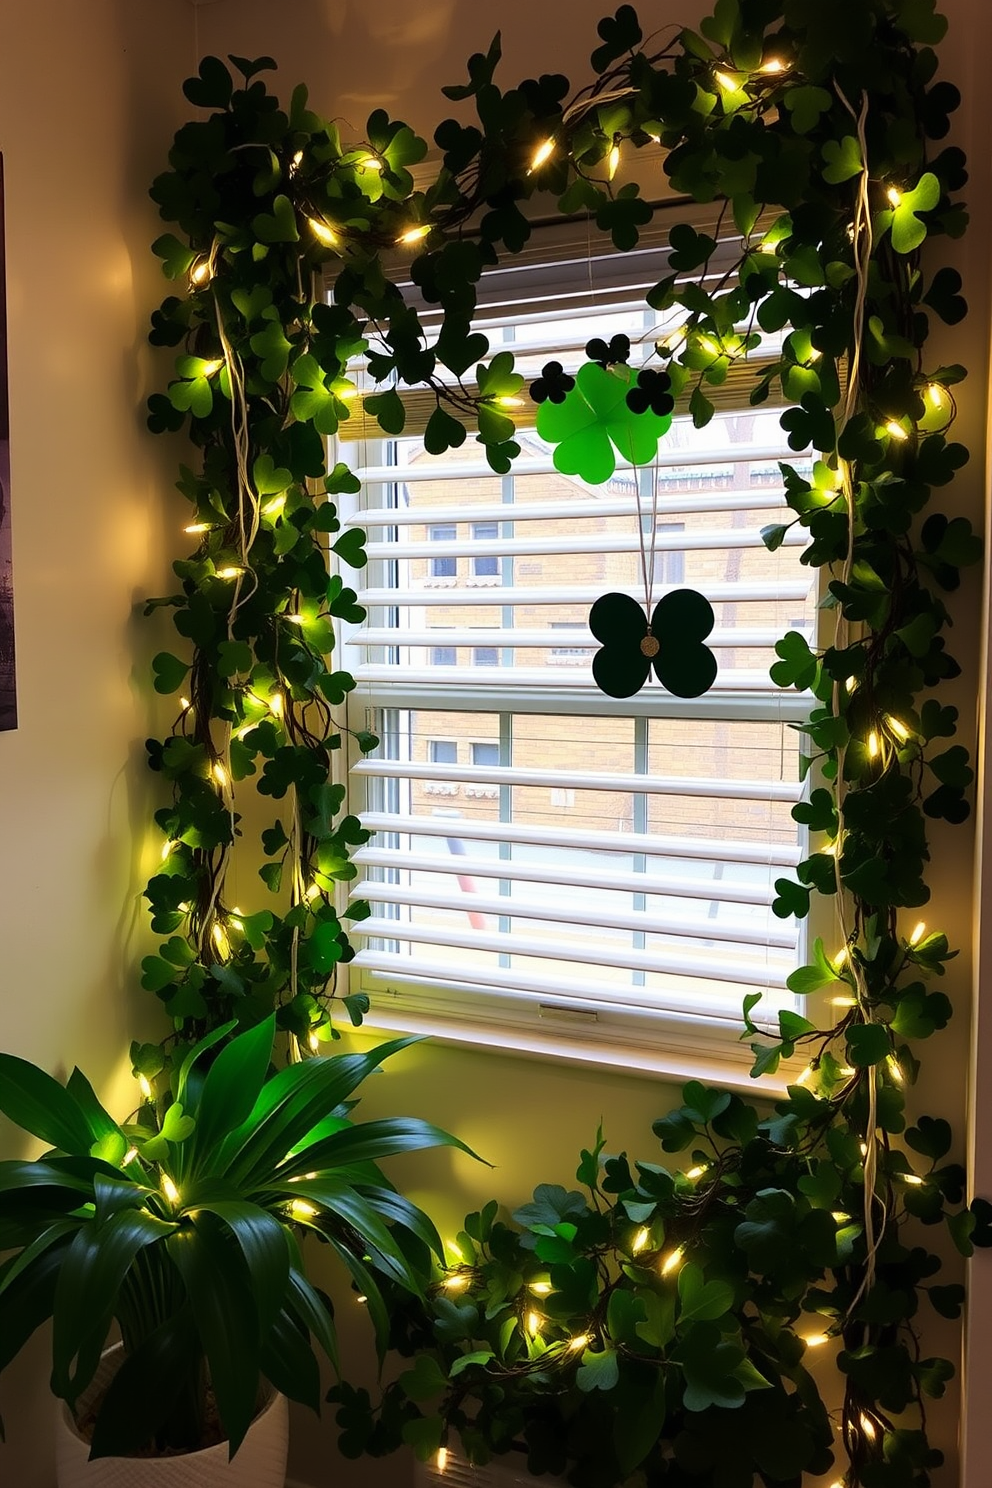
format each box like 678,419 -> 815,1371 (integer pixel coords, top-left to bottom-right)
566,1333 -> 591,1352
901,1172 -> 924,1186
308,216 -> 338,248
714,69 -> 737,90
831,995 -> 856,1008
396,224 -> 431,245
262,494 -> 286,518
528,138 -> 555,173
886,186 -> 902,207
804,1332 -> 830,1347
884,419 -> 909,441
212,922 -> 231,959
138,1074 -> 153,1100
358,154 -> 382,174
496,395 -> 524,407
270,691 -> 284,718
867,731 -> 880,759
686,1164 -> 708,1180
795,1065 -> 814,1087
631,1227 -> 650,1253
760,57 -> 785,73
162,1174 -> 180,1205
607,142 -> 621,179
443,1274 -> 470,1291
290,149 -> 304,172
887,1055 -> 904,1085
436,1447 -> 449,1474
860,1413 -> 878,1440
216,566 -> 244,580
529,1280 -> 552,1295
123,1146 -> 139,1165
833,946 -> 849,970
201,358 -> 224,378
212,761 -> 229,789
289,1199 -> 318,1221
885,714 -> 911,742
190,258 -> 213,287
179,695 -> 191,711
660,1246 -> 685,1277
526,1310 -> 542,1336
909,921 -> 927,945
308,1032 -> 320,1053
184,521 -> 210,534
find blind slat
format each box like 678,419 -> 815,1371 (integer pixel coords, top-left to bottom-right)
351,625 -> 805,650
356,580 -> 813,606
352,757 -> 800,802
353,880 -> 797,949
346,489 -> 787,528
352,443 -> 801,482
359,917 -> 791,986
358,813 -> 801,867
354,846 -> 781,905
362,528 -> 804,561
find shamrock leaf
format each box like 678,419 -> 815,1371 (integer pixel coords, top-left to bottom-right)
585,333 -> 630,367
152,651 -> 190,695
883,173 -> 941,254
290,353 -> 342,435
536,363 -> 672,484
530,360 -> 575,405
151,233 -> 197,281
783,85 -> 833,134
822,135 -> 863,184
589,590 -> 717,699
627,368 -> 675,416
252,194 -> 300,244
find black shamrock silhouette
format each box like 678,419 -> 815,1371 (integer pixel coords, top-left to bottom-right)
529,360 -> 576,405
585,333 -> 631,368
589,589 -> 718,699
626,367 -> 675,417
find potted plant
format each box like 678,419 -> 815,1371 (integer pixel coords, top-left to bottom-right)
331,1088 -> 992,1488
0,1015 -> 471,1479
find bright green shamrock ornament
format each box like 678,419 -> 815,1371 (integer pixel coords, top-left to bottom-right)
536,362 -> 673,484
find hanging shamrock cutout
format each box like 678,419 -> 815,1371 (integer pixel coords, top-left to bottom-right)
585,332 -> 630,368
627,367 -> 675,417
535,362 -> 673,484
530,360 -> 575,405
589,590 -> 718,699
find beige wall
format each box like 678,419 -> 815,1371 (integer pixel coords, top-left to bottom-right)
0,2 -> 194,1482
0,1 -> 987,1485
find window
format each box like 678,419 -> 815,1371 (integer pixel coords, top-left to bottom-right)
337,213 -> 812,1068
430,740 -> 458,765
472,521 -> 500,579
429,523 -> 456,579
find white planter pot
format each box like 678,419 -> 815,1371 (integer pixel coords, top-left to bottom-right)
55,1345 -> 289,1488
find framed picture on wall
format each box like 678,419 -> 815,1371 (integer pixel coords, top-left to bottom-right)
0,153 -> 15,733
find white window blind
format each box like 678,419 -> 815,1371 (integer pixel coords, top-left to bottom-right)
338,220 -> 813,1061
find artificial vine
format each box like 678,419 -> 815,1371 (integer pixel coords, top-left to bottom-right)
142,2 -> 989,1482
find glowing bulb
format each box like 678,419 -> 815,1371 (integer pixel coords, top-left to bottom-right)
308,217 -> 338,248
179,696 -> 191,711
607,142 -> 621,179
831,995 -> 856,1008
838,1067 -> 856,1077
358,154 -> 382,174
860,1141 -> 869,1156
290,1199 -> 318,1221
902,1173 -> 924,1186
686,1165 -> 708,1180
190,258 -> 213,287
356,1293 -> 369,1304
699,335 -> 720,356
530,1280 -> 552,1295
661,1246 -> 685,1276
162,1175 -> 180,1205
216,566 -> 244,579
909,921 -> 927,946
123,1147 -> 139,1165
831,1211 -> 851,1222
804,1332 -> 830,1347
212,762 -> 229,789
526,1310 -> 542,1336
887,1055 -> 904,1085
795,1065 -> 814,1087
867,731 -> 880,759
437,1447 -> 449,1474
833,947 -> 849,970
632,1227 -> 650,1254
821,841 -> 838,857
567,1333 -> 591,1352
529,138 -> 555,172
496,396 -> 524,407
885,714 -> 911,741
884,420 -> 909,441
760,57 -> 785,73
659,326 -> 686,352
262,494 -> 286,517
845,676 -> 857,693
284,613 -> 306,625
212,922 -> 230,959
714,70 -> 737,90
201,359 -> 224,378
290,149 -> 304,172
161,840 -> 176,861
305,884 -> 321,902
396,224 -> 431,245
308,1032 -> 320,1053
138,1074 -> 152,1100
443,1274 -> 470,1291
886,186 -> 902,207
270,692 -> 284,718
184,522 -> 210,534
860,1414 -> 878,1440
